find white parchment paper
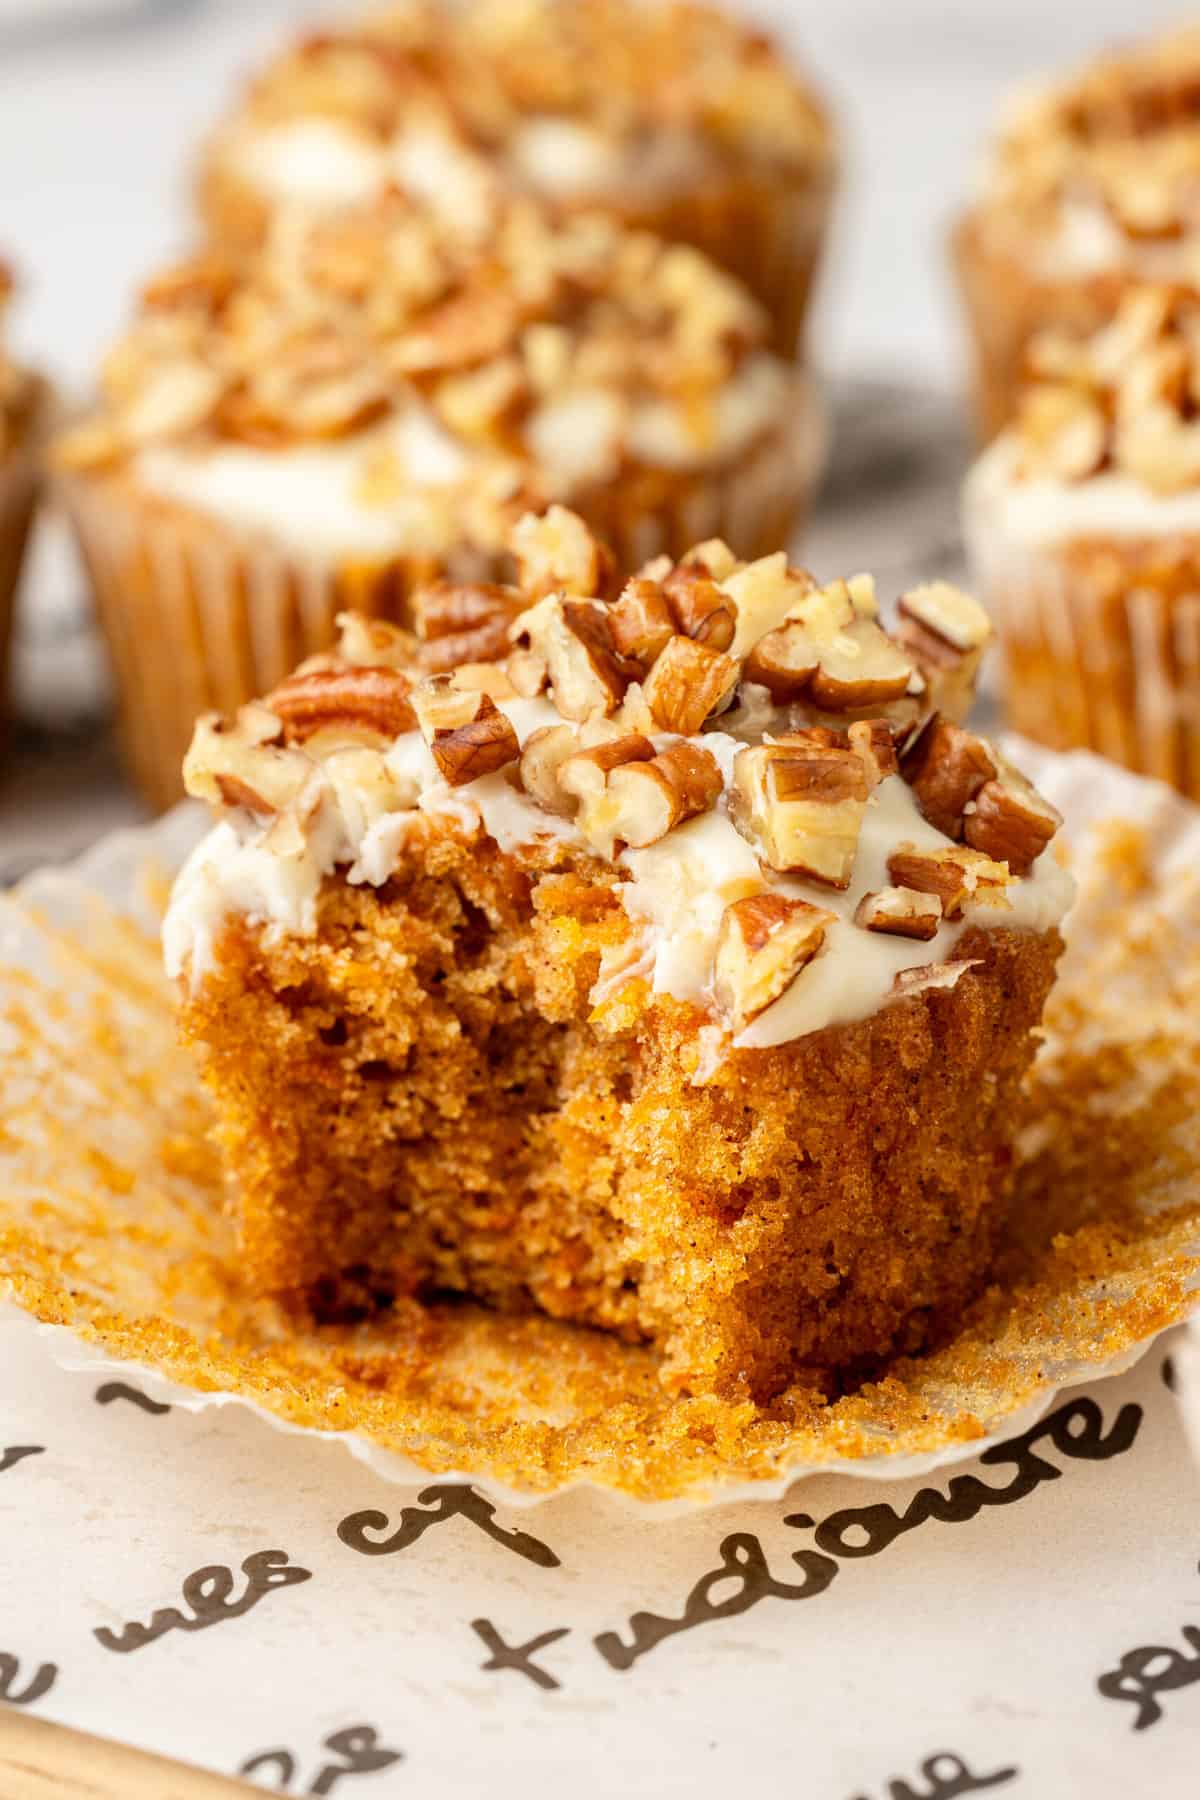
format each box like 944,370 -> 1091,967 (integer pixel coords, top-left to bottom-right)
2,1314 -> 1198,1795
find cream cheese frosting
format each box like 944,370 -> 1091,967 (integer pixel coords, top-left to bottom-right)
164,694 -> 1074,1054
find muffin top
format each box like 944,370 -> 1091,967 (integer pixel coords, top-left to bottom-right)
167,508 -> 1071,1050
973,24 -> 1200,275
208,0 -> 832,221
1004,285 -> 1200,493
56,198 -> 793,560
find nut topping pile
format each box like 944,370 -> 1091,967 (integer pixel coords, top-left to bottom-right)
1011,285 -> 1200,493
183,506 -> 1064,1035
55,193 -> 778,490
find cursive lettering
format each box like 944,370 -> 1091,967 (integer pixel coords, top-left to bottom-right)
95,1381 -> 171,1415
94,1549 -> 311,1654
0,1446 -> 43,1474
594,1532 -> 838,1672
786,1396 -> 1141,1562
851,1749 -> 1018,1800
1098,1619 -> 1200,1731
0,1653 -> 56,1707
240,1727 -> 402,1793
472,1618 -> 570,1690
338,1483 -> 558,1569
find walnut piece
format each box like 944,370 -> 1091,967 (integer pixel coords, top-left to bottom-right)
854,886 -> 943,941
642,635 -> 739,734
713,893 -> 833,1034
731,740 -> 870,886
886,845 -> 1011,919
964,760 -> 1062,874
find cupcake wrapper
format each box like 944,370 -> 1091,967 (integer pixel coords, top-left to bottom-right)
970,527 -> 1200,799
0,442 -> 43,736
951,211 -> 1131,441
0,743 -> 1197,1508
59,408 -> 817,813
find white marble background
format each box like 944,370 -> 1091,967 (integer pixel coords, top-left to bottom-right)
0,0 -> 1188,862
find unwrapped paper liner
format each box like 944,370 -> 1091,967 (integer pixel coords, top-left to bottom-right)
1,740 -> 1198,1511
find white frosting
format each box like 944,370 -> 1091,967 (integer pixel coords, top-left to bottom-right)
136,408 -> 479,562
165,702 -> 1074,1053
231,119 -> 388,210
963,435 -> 1200,585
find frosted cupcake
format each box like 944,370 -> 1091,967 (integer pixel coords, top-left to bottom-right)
54,198 -> 815,811
0,262 -> 46,740
199,0 -> 835,357
964,285 -> 1200,795
955,22 -> 1200,439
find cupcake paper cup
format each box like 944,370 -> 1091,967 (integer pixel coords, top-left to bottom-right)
58,404 -> 819,814
0,743 -> 1196,1508
0,435 -> 44,742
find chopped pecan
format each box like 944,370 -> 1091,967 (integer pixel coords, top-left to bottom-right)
183,710 -> 310,816
892,960 -> 980,997
604,742 -> 724,849
854,886 -> 943,941
512,595 -> 633,721
609,578 -> 676,668
642,635 -> 739,734
721,552 -> 819,660
895,583 -> 991,724
963,760 -> 1062,874
335,612 -> 414,670
886,845 -> 1010,920
267,667 -> 416,744
900,715 -> 997,838
413,580 -> 522,642
412,678 -> 519,786
518,723 -> 581,816
808,618 -> 914,711
662,563 -> 736,651
731,742 -> 870,886
505,648 -> 549,699
714,893 -> 832,1034
742,617 -> 822,699
512,504 -> 616,600
558,734 -> 657,856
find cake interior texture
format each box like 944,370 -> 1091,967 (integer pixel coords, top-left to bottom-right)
186,824 -> 1060,1401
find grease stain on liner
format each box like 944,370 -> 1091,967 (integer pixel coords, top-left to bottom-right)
1,744 -> 1199,1509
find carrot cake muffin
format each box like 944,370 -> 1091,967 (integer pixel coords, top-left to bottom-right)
964,284 -> 1200,796
54,196 -> 814,812
0,261 -> 46,740
198,0 -> 835,356
165,507 -> 1072,1401
954,22 -> 1200,438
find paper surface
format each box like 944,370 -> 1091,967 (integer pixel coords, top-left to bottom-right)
1,1316 -> 1197,1794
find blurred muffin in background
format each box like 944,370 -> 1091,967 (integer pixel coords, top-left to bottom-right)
198,0 -> 836,357
954,22 -> 1200,440
0,262 -> 48,746
53,196 -> 818,811
963,285 -> 1200,797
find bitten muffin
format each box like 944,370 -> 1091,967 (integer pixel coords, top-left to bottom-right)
54,198 -> 815,812
166,507 -> 1071,1402
964,284 -> 1200,796
0,262 -> 47,742
198,0 -> 836,357
954,22 -> 1200,439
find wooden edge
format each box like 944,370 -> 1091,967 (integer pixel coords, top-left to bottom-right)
0,1710 -> 251,1797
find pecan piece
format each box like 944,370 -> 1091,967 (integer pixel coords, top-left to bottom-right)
519,723 -> 582,816
900,714 -> 997,838
267,667 -> 416,744
731,742 -> 870,886
886,845 -> 1010,920
714,893 -> 833,1034
412,678 -> 519,787
609,578 -> 676,668
335,612 -> 414,670
511,595 -> 633,721
848,719 -> 899,786
642,635 -> 739,735
413,580 -> 522,641
512,504 -> 616,600
895,583 -> 991,725
183,709 -> 310,816
558,734 -> 656,856
721,552 -> 819,659
964,761 -> 1062,874
605,742 -> 723,849
854,886 -> 943,941
662,562 -> 736,651
808,618 -> 915,711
